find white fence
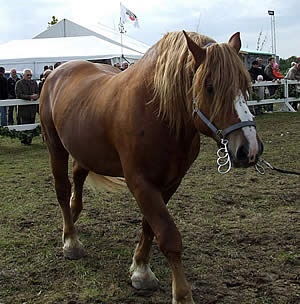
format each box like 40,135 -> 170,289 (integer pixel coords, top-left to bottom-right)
0,80 -> 299,133
248,79 -> 300,112
0,99 -> 39,131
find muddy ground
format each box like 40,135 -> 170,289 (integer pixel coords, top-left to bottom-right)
0,112 -> 299,303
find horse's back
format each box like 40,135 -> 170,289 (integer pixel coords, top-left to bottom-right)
41,60 -> 119,110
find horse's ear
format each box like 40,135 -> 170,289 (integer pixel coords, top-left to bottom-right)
183,30 -> 206,68
228,32 -> 241,53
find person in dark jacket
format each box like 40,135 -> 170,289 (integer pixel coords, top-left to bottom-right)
0,66 -> 8,126
248,60 -> 262,82
7,68 -> 21,125
256,57 -> 266,75
15,68 -> 39,145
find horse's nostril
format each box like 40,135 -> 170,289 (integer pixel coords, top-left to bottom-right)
236,144 -> 249,161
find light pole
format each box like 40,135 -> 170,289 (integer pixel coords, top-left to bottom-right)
268,10 -> 276,59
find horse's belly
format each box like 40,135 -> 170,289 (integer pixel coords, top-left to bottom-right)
61,130 -> 124,177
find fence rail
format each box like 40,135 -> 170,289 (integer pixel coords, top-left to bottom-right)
0,80 -> 299,133
247,79 -> 300,112
0,99 -> 39,131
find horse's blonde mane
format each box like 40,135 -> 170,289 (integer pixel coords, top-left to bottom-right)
151,31 -> 250,137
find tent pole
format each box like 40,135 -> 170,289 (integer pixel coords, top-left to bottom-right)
120,31 -> 124,59
118,19 -> 125,62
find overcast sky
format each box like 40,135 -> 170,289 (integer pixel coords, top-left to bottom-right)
0,0 -> 299,59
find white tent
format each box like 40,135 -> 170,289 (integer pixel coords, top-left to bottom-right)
0,36 -> 146,78
34,18 -> 149,54
0,19 -> 150,78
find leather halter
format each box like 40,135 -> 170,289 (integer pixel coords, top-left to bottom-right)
193,104 -> 256,143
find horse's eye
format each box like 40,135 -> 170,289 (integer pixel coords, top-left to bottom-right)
207,85 -> 213,94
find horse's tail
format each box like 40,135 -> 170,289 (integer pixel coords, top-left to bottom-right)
86,171 -> 127,192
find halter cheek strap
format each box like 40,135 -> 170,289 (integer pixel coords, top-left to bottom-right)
193,108 -> 256,142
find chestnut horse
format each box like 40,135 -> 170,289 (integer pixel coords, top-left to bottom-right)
40,31 -> 263,303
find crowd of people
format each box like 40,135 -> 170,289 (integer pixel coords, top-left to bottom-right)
113,61 -> 130,70
0,64 -> 55,145
248,56 -> 300,114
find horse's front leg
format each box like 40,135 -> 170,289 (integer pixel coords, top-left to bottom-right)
130,182 -> 183,291
130,217 -> 159,290
130,179 -> 194,304
50,149 -> 85,260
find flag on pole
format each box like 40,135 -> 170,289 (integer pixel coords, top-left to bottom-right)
120,2 -> 140,28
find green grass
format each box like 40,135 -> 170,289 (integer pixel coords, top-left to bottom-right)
0,112 -> 299,304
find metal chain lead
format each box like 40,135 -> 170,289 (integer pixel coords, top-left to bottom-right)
217,139 -> 232,174
255,158 -> 266,174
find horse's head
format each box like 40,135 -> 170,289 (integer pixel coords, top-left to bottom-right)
183,31 -> 263,168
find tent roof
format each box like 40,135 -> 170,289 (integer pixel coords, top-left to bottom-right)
240,48 -> 273,56
0,36 -> 144,63
34,18 -> 149,54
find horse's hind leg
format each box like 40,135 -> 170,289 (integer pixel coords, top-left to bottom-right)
48,143 -> 85,260
70,160 -> 89,223
130,217 -> 159,290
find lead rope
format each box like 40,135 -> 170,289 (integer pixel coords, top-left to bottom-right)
255,158 -> 300,176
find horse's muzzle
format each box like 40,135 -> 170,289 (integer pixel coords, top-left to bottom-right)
231,138 -> 264,168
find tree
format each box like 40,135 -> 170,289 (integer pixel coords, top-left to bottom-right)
279,56 -> 298,74
48,16 -> 58,28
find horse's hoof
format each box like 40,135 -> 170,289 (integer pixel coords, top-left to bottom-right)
131,273 -> 159,290
130,260 -> 159,290
63,245 -> 86,260
132,278 -> 159,290
172,299 -> 195,304
172,294 -> 195,304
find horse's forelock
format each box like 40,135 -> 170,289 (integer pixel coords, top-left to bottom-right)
193,43 -> 250,121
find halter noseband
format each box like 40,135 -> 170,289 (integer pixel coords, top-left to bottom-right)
193,104 -> 256,175
193,107 -> 256,142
